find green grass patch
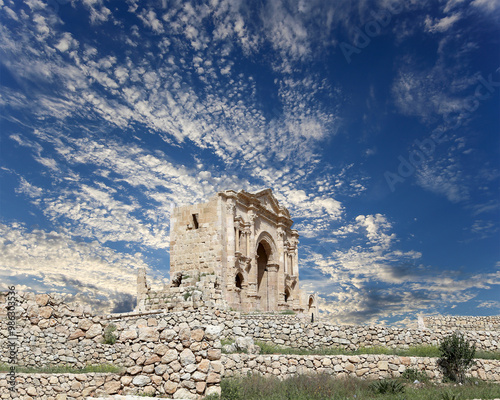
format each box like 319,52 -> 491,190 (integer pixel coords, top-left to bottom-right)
220,339 -> 232,345
476,350 -> 500,360
255,340 -> 349,356
395,345 -> 442,358
211,374 -> 500,400
251,341 -> 499,360
355,345 -> 394,355
0,363 -> 123,374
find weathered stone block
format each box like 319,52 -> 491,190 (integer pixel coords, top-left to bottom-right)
119,329 -> 138,341
180,348 -> 196,367
138,326 -> 159,342
162,349 -> 178,364
173,388 -> 197,399
85,324 -> 102,339
164,380 -> 178,394
132,375 -> 151,387
103,380 -> 121,394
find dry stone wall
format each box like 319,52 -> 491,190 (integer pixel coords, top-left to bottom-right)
0,292 -> 223,399
229,316 -> 500,352
0,368 -> 221,400
2,292 -> 499,398
3,292 -> 498,370
423,316 -> 500,331
222,354 -> 500,383
0,372 -> 122,399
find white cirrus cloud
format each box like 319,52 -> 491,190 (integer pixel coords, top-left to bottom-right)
0,222 -> 166,313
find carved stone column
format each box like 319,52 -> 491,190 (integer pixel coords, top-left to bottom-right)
248,210 -> 257,289
235,226 -> 240,253
225,200 -> 236,302
293,248 -> 299,280
276,228 -> 285,309
246,231 -> 250,258
291,230 -> 299,278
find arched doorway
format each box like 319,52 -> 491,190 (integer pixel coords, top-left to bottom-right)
284,288 -> 291,303
255,233 -> 278,312
257,242 -> 268,310
235,272 -> 243,289
308,296 -> 314,310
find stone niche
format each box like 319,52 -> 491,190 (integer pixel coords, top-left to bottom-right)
138,189 -> 316,318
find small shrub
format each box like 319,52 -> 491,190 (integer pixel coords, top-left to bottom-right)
401,367 -> 430,382
370,379 -> 405,394
255,340 -> 283,354
103,324 -> 117,345
280,310 -> 295,315
183,291 -> 192,300
438,332 -> 476,383
221,378 -> 242,400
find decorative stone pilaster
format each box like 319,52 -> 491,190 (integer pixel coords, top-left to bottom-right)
248,210 -> 257,290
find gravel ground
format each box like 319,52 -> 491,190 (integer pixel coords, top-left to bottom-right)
88,397 -> 193,400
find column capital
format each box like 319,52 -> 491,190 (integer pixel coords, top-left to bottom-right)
226,200 -> 236,215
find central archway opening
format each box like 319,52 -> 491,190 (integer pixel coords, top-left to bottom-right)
257,242 -> 269,311
284,288 -> 291,303
235,272 -> 243,289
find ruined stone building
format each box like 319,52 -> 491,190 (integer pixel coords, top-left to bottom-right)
137,189 -> 316,318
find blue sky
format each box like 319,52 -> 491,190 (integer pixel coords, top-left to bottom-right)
0,0 -> 499,325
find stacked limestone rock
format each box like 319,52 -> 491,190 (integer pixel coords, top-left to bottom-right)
113,321 -> 223,398
222,353 -> 500,383
0,292 -> 224,399
0,373 -> 121,399
0,320 -> 223,399
423,316 -> 500,331
233,319 -> 500,352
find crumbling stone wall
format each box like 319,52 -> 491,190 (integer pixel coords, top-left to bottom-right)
139,270 -> 226,312
2,355 -> 500,400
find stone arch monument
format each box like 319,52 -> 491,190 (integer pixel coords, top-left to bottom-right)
137,189 -> 315,317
